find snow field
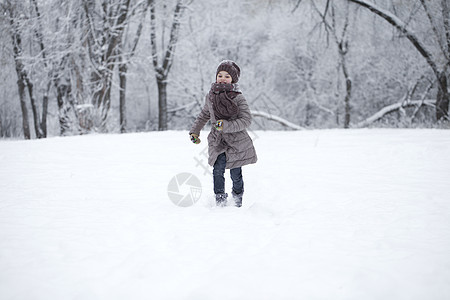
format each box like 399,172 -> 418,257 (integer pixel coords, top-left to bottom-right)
0,129 -> 449,299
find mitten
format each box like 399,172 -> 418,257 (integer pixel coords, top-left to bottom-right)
190,133 -> 201,144
215,120 -> 224,131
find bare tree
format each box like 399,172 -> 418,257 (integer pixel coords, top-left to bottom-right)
3,0 -> 81,138
348,0 -> 450,121
149,0 -> 188,131
311,0 -> 353,128
4,0 -> 31,139
117,1 -> 149,133
82,0 -> 131,131
29,0 -> 50,138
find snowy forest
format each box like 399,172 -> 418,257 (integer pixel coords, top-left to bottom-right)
0,0 -> 449,139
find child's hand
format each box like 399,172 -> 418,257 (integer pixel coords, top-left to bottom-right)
214,120 -> 224,131
190,133 -> 201,144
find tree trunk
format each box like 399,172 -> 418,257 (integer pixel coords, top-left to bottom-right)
344,76 -> 352,128
56,83 -> 71,135
304,101 -> 311,127
443,0 -> 450,56
339,43 -> 352,128
119,62 -> 127,133
436,73 -> 449,120
24,78 -> 44,138
150,0 -> 186,131
8,5 -> 31,139
31,0 -> 48,138
41,83 -> 50,138
17,77 -> 31,140
100,74 -> 113,131
157,79 -> 168,131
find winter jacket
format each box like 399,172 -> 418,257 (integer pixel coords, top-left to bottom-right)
190,93 -> 257,169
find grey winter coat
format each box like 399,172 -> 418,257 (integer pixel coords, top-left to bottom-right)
190,94 -> 257,169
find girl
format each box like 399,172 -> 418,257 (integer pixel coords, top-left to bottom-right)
189,60 -> 257,207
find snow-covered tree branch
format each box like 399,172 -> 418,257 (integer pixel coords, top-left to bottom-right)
251,110 -> 305,130
348,0 -> 449,121
354,100 -> 436,128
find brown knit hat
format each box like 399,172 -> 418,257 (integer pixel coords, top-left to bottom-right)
216,60 -> 241,83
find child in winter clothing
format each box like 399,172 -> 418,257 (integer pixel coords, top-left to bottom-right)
189,60 -> 257,207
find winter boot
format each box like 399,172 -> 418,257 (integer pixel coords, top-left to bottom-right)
215,193 -> 228,207
232,190 -> 243,207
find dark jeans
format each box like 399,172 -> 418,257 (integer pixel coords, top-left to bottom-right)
213,153 -> 244,195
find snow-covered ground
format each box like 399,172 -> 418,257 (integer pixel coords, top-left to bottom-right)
0,129 -> 449,300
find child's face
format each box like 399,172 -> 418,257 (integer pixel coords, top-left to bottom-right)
216,71 -> 232,84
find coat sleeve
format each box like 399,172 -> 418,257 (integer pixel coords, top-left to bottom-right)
189,96 -> 211,135
222,95 -> 252,133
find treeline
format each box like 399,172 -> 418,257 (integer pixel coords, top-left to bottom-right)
0,0 -> 448,139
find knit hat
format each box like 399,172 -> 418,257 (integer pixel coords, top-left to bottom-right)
216,60 -> 241,83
